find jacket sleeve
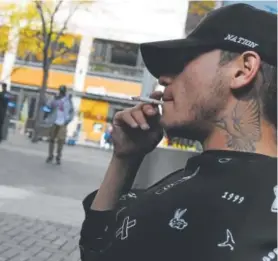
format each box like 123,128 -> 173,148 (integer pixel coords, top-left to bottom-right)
79,189 -> 143,261
79,191 -> 116,261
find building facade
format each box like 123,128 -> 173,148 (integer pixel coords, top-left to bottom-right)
0,0 -> 188,142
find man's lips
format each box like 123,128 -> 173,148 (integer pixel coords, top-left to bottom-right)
162,97 -> 173,102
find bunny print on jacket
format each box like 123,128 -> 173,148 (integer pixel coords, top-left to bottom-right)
169,208 -> 188,230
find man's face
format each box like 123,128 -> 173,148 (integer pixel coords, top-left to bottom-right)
159,50 -> 230,141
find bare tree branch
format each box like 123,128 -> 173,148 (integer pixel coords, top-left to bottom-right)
34,31 -> 44,43
34,0 -> 47,42
50,3 -> 79,61
49,0 -> 63,39
35,0 -> 53,70
50,46 -> 72,62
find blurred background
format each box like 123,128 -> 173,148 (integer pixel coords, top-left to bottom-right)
0,0 -> 276,151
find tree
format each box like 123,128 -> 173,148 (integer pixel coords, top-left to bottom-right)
33,1 -> 88,141
185,1 -> 217,35
0,0 -> 90,140
0,26 -> 9,57
188,1 -> 216,16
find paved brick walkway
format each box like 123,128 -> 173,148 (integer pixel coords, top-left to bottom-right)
0,133 -> 111,261
0,213 -> 81,261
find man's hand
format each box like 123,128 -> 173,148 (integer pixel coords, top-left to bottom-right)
112,91 -> 164,159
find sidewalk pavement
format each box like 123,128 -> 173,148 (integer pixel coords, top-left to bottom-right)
0,213 -> 81,261
0,133 -> 112,261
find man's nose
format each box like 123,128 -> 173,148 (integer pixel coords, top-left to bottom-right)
158,76 -> 173,87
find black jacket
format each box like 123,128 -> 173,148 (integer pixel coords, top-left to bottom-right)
80,151 -> 277,261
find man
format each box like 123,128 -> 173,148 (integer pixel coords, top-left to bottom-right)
80,4 -> 277,261
45,85 -> 74,164
0,83 -> 9,142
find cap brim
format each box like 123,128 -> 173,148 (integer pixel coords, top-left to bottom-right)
140,37 -> 217,78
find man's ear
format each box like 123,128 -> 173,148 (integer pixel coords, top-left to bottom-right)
230,51 -> 261,90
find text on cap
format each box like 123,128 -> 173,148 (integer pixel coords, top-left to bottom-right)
224,34 -> 259,48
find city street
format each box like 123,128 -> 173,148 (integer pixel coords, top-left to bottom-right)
0,133 -> 112,261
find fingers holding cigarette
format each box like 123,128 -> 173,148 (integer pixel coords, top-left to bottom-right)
131,91 -> 163,117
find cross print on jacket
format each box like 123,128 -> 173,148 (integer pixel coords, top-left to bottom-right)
116,216 -> 137,240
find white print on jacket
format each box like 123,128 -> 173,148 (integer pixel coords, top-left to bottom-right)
116,207 -> 127,222
262,247 -> 277,261
116,216 -> 137,240
218,229 -> 235,251
169,209 -> 188,230
155,167 -> 200,195
271,185 -> 277,213
222,192 -> 245,204
218,158 -> 232,163
119,192 -> 137,201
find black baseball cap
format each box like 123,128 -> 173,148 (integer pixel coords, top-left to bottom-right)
140,3 -> 277,79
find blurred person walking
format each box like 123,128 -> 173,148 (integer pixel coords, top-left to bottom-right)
45,85 -> 74,164
0,83 -> 10,142
100,125 -> 113,150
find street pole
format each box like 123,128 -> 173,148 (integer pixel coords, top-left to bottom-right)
67,34 -> 93,139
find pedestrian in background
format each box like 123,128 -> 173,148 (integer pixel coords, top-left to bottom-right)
79,4 -> 277,261
0,83 -> 9,142
100,124 -> 113,150
45,85 -> 74,164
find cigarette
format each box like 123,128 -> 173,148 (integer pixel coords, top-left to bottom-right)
131,96 -> 164,105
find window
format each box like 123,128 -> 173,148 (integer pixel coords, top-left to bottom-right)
110,41 -> 138,66
15,30 -> 80,71
7,93 -> 18,119
89,39 -> 143,78
51,36 -> 81,69
92,39 -> 139,66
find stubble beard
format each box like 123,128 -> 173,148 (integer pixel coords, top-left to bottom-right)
163,69 -> 229,142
